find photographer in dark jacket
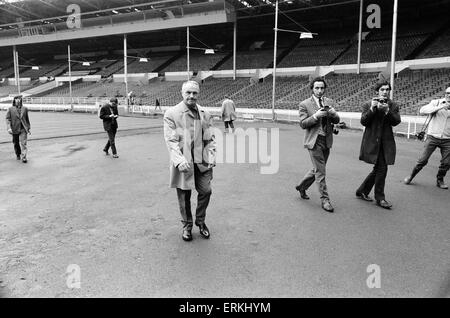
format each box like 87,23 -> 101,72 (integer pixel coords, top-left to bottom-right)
356,81 -> 401,209
100,97 -> 119,158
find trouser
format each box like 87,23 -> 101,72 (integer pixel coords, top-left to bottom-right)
298,135 -> 330,202
357,145 -> 388,201
176,165 -> 213,230
104,128 -> 117,155
224,120 -> 234,129
12,129 -> 28,159
408,136 -> 450,181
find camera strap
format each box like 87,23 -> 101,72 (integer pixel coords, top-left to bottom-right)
419,112 -> 436,135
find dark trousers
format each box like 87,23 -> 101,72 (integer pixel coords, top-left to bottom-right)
411,136 -> 450,181
224,120 -> 234,129
12,133 -> 21,157
12,129 -> 28,158
298,135 -> 330,201
176,165 -> 212,229
104,129 -> 117,155
357,144 -> 388,201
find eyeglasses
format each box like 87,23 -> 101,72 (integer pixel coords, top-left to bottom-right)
445,91 -> 450,94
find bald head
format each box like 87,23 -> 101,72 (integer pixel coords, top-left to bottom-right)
181,80 -> 200,108
182,80 -> 200,94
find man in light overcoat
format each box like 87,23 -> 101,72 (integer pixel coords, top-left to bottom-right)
163,81 -> 216,241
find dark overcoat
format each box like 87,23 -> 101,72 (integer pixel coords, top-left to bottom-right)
359,100 -> 401,165
99,103 -> 118,131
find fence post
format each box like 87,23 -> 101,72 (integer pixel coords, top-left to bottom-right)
407,118 -> 411,139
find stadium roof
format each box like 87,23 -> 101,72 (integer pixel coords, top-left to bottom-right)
0,0 -> 447,57
0,0 -> 447,26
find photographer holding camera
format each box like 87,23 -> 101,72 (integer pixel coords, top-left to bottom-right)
356,81 -> 401,209
296,77 -> 340,213
404,86 -> 450,189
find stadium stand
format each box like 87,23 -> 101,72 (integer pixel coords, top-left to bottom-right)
0,84 -> 34,97
163,52 -> 228,72
126,54 -> 172,73
19,60 -> 68,79
218,49 -> 275,70
417,25 -> 450,58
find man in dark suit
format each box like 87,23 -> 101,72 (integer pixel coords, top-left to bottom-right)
5,95 -> 31,163
356,81 -> 401,209
296,77 -> 340,213
100,97 -> 119,158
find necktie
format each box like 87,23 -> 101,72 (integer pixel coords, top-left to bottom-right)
318,98 -> 328,134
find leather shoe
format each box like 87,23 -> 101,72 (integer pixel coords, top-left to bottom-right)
295,185 -> 309,200
404,176 -> 413,184
321,201 -> 334,213
103,149 -> 109,155
436,179 -> 448,189
356,191 -> 373,202
182,228 -> 192,241
197,223 -> 210,239
22,158 -> 27,163
376,199 -> 392,209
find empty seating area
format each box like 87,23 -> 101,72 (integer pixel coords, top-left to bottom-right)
418,26 -> 450,58
218,49 -> 274,70
20,60 -> 67,79
96,60 -> 126,78
279,44 -> 348,68
0,65 -> 15,78
393,68 -> 450,114
197,77 -> 251,105
0,84 -> 34,97
32,67 -> 450,115
231,76 -> 309,109
163,52 -> 228,72
36,81 -> 98,97
126,54 -> 173,73
335,36 -> 427,65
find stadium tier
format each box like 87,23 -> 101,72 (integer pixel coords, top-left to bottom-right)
22,67 -> 448,115
0,0 -> 449,117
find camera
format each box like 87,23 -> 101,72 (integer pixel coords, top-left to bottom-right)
374,97 -> 388,103
320,105 -> 330,111
415,131 -> 426,141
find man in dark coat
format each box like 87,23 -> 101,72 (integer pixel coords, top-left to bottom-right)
356,81 -> 401,209
5,95 -> 31,163
100,97 -> 119,158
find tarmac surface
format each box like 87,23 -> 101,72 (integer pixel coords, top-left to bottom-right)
0,111 -> 449,298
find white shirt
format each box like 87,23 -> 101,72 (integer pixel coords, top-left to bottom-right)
312,95 -> 326,136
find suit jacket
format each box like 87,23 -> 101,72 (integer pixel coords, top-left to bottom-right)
359,100 -> 401,165
299,96 -> 340,149
221,98 -> 236,121
6,105 -> 30,134
163,102 -> 217,190
99,103 -> 118,131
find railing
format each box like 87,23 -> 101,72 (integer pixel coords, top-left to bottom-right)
0,98 -> 428,139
